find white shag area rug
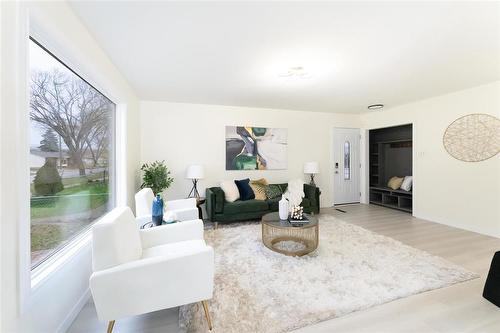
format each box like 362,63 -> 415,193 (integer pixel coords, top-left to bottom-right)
179,216 -> 478,333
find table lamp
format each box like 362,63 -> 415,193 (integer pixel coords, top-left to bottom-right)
186,165 -> 204,198
303,162 -> 319,186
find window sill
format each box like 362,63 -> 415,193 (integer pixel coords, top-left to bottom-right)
31,229 -> 92,291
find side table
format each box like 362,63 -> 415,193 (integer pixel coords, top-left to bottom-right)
196,197 -> 206,219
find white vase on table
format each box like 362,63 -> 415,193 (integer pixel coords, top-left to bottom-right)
278,197 -> 289,220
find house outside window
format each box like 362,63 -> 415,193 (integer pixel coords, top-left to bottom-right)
29,38 -> 115,269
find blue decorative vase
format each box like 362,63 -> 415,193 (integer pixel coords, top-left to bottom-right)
152,194 -> 164,226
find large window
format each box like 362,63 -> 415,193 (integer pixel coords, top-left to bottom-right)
29,38 -> 115,269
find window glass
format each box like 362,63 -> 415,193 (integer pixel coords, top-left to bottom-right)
29,38 -> 115,269
344,141 -> 350,180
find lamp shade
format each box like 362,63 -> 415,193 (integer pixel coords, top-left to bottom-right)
186,165 -> 204,179
303,162 -> 319,174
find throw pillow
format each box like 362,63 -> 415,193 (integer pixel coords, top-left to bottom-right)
265,184 -> 283,200
250,180 -> 267,200
387,176 -> 404,190
400,176 -> 413,191
220,180 -> 240,202
252,178 -> 268,186
234,178 -> 255,201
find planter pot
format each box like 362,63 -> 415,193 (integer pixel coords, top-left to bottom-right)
152,194 -> 164,226
152,215 -> 163,226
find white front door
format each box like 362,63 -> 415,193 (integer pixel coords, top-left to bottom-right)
333,128 -> 360,205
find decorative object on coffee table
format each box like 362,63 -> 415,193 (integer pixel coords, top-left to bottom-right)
483,251 -> 500,307
443,113 -> 500,162
290,205 -> 304,219
261,212 -> 318,256
304,161 -> 319,186
152,194 -> 164,226
186,164 -> 204,198
288,205 -> 309,226
282,179 -> 305,209
278,196 -> 289,220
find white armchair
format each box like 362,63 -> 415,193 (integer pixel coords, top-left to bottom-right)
135,188 -> 199,222
90,207 -> 214,332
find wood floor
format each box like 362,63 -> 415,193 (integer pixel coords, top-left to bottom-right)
68,204 -> 500,333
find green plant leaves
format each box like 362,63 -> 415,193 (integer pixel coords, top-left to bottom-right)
140,160 -> 174,195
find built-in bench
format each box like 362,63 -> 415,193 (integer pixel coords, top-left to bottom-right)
369,124 -> 413,213
369,186 -> 412,213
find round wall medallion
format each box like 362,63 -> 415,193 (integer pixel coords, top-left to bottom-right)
443,113 -> 500,162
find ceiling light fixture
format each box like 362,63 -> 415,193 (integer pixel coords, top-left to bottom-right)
278,66 -> 311,79
367,104 -> 384,110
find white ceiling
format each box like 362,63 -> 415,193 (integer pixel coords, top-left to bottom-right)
69,1 -> 500,113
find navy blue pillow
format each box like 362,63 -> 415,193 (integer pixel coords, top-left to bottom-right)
234,178 -> 255,201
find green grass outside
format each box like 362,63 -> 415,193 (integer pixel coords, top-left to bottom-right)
30,171 -> 106,192
31,180 -> 110,257
31,181 -> 109,220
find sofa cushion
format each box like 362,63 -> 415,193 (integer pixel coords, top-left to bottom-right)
301,198 -> 311,209
265,184 -> 283,199
224,199 -> 269,215
276,183 -> 288,193
221,180 -> 240,202
267,198 -> 280,211
211,187 -> 225,213
250,178 -> 268,200
234,178 -> 255,201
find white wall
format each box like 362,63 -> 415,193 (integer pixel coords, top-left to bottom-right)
140,101 -> 361,208
361,81 -> 500,238
0,1 -> 141,332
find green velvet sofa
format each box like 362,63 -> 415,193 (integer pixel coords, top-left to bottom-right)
206,183 -> 320,223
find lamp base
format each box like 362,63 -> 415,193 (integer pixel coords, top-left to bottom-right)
187,179 -> 201,198
309,174 -> 316,187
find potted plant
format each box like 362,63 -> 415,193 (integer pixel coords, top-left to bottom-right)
140,160 -> 174,195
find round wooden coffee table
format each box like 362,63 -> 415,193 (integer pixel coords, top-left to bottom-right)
261,212 -> 319,256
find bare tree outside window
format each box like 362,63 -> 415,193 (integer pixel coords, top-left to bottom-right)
29,39 -> 115,269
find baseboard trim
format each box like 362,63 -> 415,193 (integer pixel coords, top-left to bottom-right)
56,288 -> 91,333
414,212 -> 500,239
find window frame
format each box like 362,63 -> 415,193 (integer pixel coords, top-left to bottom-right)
26,36 -> 117,285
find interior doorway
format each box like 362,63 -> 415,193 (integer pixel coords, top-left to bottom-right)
333,128 -> 360,205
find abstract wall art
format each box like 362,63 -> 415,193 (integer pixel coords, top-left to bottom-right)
443,113 -> 500,162
225,126 -> 287,170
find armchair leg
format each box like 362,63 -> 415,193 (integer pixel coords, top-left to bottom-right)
214,222 -> 218,230
201,300 -> 213,330
107,320 -> 115,333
